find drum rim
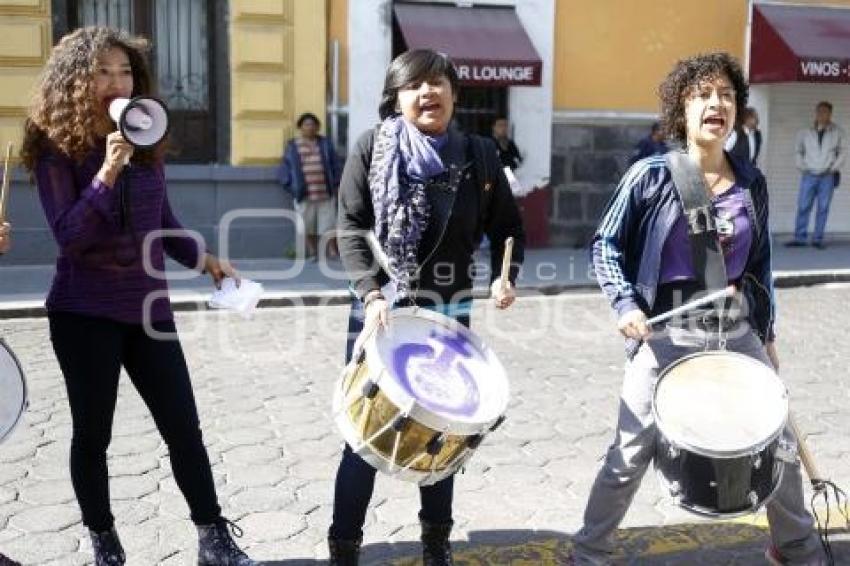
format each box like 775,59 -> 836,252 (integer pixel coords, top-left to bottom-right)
0,338 -> 27,445
651,350 -> 788,459
364,307 -> 510,430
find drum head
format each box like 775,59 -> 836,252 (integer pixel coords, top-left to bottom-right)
653,351 -> 787,457
370,308 -> 509,427
0,340 -> 26,444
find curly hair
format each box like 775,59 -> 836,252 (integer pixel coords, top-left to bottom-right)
21,26 -> 159,171
658,52 -> 748,145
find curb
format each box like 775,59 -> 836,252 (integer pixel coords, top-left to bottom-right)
0,271 -> 847,320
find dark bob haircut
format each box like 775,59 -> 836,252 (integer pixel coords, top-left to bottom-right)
658,52 -> 748,145
378,49 -> 459,120
297,112 -> 321,128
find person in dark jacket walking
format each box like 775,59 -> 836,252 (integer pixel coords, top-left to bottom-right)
491,116 -> 522,171
628,122 -> 668,165
328,49 -> 525,566
724,106 -> 762,165
278,112 -> 342,259
569,52 -> 825,566
20,26 -> 254,566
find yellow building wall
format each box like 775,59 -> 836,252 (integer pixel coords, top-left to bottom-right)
328,0 -> 348,106
230,0 -> 327,166
554,0 -> 850,113
0,0 -> 50,161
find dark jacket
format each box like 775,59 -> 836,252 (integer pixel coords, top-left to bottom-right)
728,127 -> 762,165
277,135 -> 342,202
629,136 -> 669,165
338,127 -> 525,306
591,152 -> 776,352
493,137 -> 522,170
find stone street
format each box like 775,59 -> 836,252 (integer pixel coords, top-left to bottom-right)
1,285 -> 848,565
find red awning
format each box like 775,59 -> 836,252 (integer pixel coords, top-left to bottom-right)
394,3 -> 542,87
750,3 -> 850,84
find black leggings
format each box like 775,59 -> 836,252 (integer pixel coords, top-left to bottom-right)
48,311 -> 221,532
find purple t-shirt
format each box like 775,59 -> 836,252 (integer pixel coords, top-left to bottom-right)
36,142 -> 204,324
659,184 -> 752,284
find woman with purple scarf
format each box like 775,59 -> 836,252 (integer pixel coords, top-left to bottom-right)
329,50 -> 525,565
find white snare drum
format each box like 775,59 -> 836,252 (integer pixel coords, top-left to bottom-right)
332,307 -> 510,485
0,338 -> 27,444
653,351 -> 789,517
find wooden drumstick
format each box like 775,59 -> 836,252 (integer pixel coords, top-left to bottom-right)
789,412 -> 824,485
499,237 -> 514,293
0,142 -> 12,223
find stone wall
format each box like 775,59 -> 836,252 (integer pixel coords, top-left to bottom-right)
549,119 -> 655,247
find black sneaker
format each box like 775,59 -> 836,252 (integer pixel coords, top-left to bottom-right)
784,240 -> 807,247
813,241 -> 827,249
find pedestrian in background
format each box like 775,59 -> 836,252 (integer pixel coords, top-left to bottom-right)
629,121 -> 668,165
786,101 -> 845,249
725,106 -> 762,166
278,112 -> 342,260
491,116 -> 523,171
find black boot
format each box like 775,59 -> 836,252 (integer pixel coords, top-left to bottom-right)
196,518 -> 255,566
89,527 -> 126,566
0,553 -> 21,566
421,520 -> 454,566
327,536 -> 361,566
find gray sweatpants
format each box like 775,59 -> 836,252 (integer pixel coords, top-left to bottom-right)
572,325 -> 824,565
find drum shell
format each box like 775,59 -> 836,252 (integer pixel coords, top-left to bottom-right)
655,434 -> 784,517
335,357 -> 486,485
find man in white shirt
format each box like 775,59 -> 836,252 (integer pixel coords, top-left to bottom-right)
725,107 -> 762,165
786,101 -> 845,249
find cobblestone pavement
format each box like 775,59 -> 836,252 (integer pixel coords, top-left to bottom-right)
0,285 -> 848,565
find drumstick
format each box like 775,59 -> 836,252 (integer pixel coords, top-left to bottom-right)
499,237 -> 514,293
0,142 -> 12,223
789,412 -> 824,485
647,285 -> 736,327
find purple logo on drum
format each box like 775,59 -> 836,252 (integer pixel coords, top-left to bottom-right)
392,329 -> 480,417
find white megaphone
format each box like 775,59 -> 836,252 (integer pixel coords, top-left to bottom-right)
108,96 -> 169,148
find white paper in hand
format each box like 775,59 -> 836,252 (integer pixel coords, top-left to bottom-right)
208,277 -> 263,318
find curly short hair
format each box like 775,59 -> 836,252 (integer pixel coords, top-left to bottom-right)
21,26 -> 157,171
658,52 -> 748,145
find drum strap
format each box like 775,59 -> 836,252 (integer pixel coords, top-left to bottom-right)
665,150 -> 728,293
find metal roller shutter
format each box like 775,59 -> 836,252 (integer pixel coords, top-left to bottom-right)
761,84 -> 850,235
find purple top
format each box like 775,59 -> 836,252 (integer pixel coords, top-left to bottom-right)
36,142 -> 204,323
659,184 -> 752,284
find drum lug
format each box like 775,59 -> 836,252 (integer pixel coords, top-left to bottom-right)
392,415 -> 410,432
668,480 -> 681,497
362,380 -> 379,399
427,433 -> 445,456
668,446 -> 680,459
751,454 -> 762,470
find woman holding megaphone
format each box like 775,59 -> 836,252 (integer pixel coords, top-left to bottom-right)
20,27 -> 255,566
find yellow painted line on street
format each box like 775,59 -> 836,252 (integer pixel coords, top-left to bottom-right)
390,508 -> 847,564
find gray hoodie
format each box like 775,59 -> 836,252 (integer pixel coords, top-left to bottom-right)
795,122 -> 845,175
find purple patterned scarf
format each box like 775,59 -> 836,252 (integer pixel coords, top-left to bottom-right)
368,115 -> 447,300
